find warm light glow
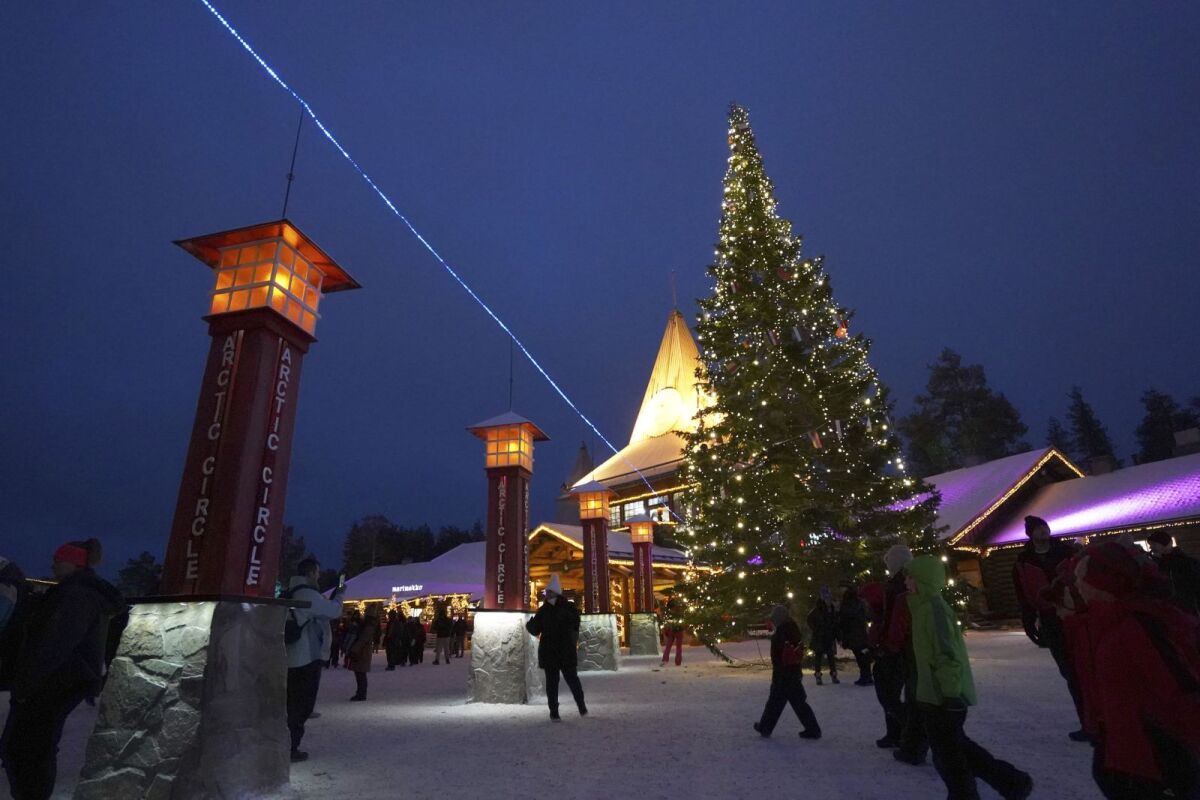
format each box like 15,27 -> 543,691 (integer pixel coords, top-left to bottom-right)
577,490 -> 611,520
208,236 -> 324,335
483,425 -> 535,471
628,515 -> 654,545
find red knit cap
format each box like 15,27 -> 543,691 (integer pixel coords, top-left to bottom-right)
53,543 -> 89,569
1081,541 -> 1157,597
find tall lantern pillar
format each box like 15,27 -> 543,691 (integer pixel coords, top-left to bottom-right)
465,412 -> 548,703
625,513 -> 660,656
77,220 -> 360,800
570,481 -> 619,671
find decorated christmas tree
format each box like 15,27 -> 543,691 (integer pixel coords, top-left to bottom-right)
679,104 -> 941,650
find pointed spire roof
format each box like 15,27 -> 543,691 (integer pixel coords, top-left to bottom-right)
563,442 -> 595,489
628,309 -> 712,444
572,310 -> 715,491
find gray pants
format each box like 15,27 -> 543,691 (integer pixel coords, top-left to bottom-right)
434,637 -> 453,663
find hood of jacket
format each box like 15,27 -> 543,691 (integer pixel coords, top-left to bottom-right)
906,555 -> 946,595
289,575 -> 315,592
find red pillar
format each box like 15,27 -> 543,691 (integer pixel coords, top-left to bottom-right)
469,413 -> 548,611
160,220 -> 359,597
581,518 -> 612,613
482,466 -> 531,610
632,540 -> 654,613
162,310 -> 309,595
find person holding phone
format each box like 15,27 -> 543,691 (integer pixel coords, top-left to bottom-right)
284,559 -> 345,763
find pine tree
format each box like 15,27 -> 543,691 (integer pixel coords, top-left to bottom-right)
898,349 -> 1029,476
1136,389 -> 1198,463
1065,386 -> 1116,463
679,105 -> 940,649
1046,417 -> 1072,455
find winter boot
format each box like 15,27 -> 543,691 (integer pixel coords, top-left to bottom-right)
1067,729 -> 1091,743
876,736 -> 899,749
1003,771 -> 1034,800
290,750 -> 309,763
799,726 -> 822,740
814,673 -> 823,686
752,722 -> 770,738
830,672 -> 840,684
550,709 -> 561,722
893,749 -> 925,766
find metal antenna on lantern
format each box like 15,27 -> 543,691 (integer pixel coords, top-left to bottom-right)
508,335 -> 514,410
280,105 -> 304,218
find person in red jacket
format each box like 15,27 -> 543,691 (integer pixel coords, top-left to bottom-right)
1012,515 -> 1085,740
1075,539 -> 1200,800
865,544 -> 929,765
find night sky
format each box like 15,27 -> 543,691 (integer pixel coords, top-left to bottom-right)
2,4 -> 1198,578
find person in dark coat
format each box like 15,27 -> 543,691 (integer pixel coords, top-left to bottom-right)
1074,540 -> 1200,800
347,610 -> 377,701
1148,530 -> 1200,615
407,615 -> 427,665
754,604 -> 821,740
839,584 -> 873,685
328,617 -> 344,669
525,575 -> 586,721
1,540 -> 125,800
384,609 -> 403,670
806,587 -> 839,685
431,607 -> 453,665
341,612 -> 360,669
452,615 -> 467,657
0,556 -> 29,692
1012,515 -> 1086,739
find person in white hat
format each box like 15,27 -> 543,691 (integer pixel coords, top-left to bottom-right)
525,574 -> 587,721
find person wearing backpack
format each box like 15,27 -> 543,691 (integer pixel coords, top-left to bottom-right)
753,604 -> 821,740
284,558 -> 345,763
1,540 -> 124,800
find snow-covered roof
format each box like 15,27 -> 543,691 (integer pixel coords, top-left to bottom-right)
575,432 -> 690,487
466,411 -> 549,441
340,523 -> 693,602
339,542 -> 488,602
574,310 -> 714,490
921,448 -> 1084,543
980,451 -> 1200,546
532,521 -> 692,566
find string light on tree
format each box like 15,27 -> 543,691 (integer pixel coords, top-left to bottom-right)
681,105 -> 941,653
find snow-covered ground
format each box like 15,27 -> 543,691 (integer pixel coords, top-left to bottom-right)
3,630 -> 1097,799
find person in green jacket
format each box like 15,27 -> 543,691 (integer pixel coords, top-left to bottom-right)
906,555 -> 1033,800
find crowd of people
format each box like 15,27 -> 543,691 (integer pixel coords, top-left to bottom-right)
751,519 -> 1200,800
1,521 -> 1198,798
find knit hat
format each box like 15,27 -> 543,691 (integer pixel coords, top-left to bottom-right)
1080,541 -> 1158,598
545,574 -> 563,597
1024,516 -> 1050,536
1147,530 -> 1174,547
884,544 -> 913,575
769,604 -> 789,626
53,543 -> 89,569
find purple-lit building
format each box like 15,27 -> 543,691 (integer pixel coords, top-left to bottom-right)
929,447 -> 1200,616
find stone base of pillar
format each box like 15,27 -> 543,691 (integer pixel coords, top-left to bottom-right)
627,612 -> 660,656
467,610 -> 544,704
577,614 -> 620,671
74,599 -> 291,800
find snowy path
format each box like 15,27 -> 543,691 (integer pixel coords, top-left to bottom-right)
3,630 -> 1097,799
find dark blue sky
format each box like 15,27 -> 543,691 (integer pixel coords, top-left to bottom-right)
2,3 -> 1198,577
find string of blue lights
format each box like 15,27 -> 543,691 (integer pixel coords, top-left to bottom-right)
195,0 -> 689,527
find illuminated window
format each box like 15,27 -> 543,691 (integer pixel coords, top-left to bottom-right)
209,239 -> 324,334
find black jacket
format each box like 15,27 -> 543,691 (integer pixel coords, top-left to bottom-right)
1156,548 -> 1200,615
770,618 -> 803,677
806,602 -> 838,646
525,599 -> 580,670
838,593 -> 871,652
432,614 -> 453,638
15,569 -> 124,699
